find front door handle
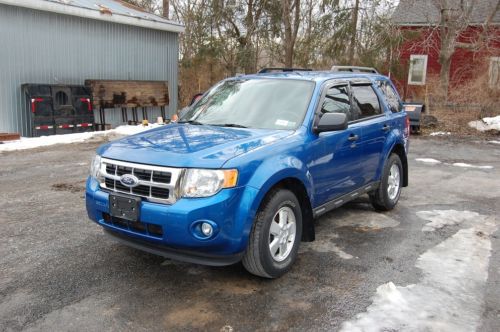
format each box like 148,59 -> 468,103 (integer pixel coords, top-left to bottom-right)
348,134 -> 359,141
382,124 -> 391,132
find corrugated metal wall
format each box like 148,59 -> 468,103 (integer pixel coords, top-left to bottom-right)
0,3 -> 179,136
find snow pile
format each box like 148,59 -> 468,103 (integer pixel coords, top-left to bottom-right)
0,124 -> 163,152
417,209 -> 480,232
429,131 -> 451,136
340,211 -> 497,332
415,158 -> 441,164
452,162 -> 493,169
112,123 -> 163,136
488,140 -> 500,145
416,158 -> 493,169
468,115 -> 500,132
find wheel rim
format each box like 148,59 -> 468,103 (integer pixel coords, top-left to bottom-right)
268,206 -> 297,262
387,164 -> 401,200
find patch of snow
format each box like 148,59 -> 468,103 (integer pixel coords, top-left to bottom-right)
452,162 -> 493,169
0,124 -> 163,152
415,158 -> 441,164
112,123 -> 162,136
417,210 -> 480,232
416,158 -> 493,169
483,115 -> 500,127
429,131 -> 451,136
340,213 -> 497,332
488,140 -> 500,145
468,115 -> 500,132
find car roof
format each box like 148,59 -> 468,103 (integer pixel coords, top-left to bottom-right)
235,70 -> 389,84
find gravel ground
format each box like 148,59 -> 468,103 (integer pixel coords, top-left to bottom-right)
0,137 -> 499,332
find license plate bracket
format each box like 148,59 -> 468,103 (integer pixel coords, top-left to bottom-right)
109,193 -> 141,221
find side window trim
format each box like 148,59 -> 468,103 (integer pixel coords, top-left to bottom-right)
311,80 -> 389,131
312,80 -> 350,129
348,113 -> 385,124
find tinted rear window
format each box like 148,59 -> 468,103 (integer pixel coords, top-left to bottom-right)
350,85 -> 381,120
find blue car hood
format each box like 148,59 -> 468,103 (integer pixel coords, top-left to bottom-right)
98,124 -> 292,168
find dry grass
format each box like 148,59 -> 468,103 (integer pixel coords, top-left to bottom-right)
178,60 -> 229,108
420,69 -> 500,138
421,107 -> 496,137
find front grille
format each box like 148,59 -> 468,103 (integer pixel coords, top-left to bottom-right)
132,185 -> 151,196
102,213 -> 163,238
99,158 -> 183,204
152,171 -> 171,183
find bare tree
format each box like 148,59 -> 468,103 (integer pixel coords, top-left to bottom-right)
433,0 -> 500,97
163,0 -> 169,18
347,0 -> 360,63
215,0 -> 266,73
282,0 -> 300,67
122,0 -> 162,14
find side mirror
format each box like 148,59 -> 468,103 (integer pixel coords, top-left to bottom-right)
315,113 -> 348,133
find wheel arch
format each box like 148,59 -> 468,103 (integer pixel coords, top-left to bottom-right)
390,143 -> 408,187
254,177 -> 315,242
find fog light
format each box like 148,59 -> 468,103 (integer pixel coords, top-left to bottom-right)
201,222 -> 213,237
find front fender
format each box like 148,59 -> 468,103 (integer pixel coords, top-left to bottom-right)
234,157 -> 314,250
243,154 -> 314,223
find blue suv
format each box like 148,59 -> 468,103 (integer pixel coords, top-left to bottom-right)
86,70 -> 409,278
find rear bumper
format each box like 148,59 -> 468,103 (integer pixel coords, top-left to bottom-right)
104,229 -> 244,266
86,176 -> 260,262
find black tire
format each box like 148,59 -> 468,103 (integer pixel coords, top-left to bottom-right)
370,154 -> 403,211
242,189 -> 302,278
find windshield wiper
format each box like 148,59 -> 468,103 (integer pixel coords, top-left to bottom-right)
211,123 -> 248,128
177,120 -> 204,125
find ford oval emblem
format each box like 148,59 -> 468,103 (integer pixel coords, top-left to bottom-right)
120,174 -> 139,188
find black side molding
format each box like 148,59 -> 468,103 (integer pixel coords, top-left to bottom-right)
312,181 -> 380,218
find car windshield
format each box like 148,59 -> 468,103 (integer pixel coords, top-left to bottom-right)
180,79 -> 315,130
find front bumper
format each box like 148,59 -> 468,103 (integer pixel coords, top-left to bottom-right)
85,177 -> 259,264
104,229 -> 244,266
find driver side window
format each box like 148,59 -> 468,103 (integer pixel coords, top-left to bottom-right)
320,85 -> 351,121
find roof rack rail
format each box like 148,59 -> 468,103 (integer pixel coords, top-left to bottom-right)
331,65 -> 379,74
258,67 -> 313,74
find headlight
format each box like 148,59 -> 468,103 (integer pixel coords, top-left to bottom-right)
181,169 -> 238,198
90,154 -> 102,179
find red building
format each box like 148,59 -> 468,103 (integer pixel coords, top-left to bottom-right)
391,0 -> 500,100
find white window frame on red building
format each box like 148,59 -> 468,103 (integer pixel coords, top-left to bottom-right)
489,57 -> 500,89
408,54 -> 428,85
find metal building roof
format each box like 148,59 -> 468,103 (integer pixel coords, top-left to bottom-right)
0,0 -> 184,32
392,0 -> 500,26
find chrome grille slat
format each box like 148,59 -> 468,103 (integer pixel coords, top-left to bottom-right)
98,157 -> 183,204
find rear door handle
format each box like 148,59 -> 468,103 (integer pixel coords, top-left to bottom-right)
382,124 -> 391,132
348,134 -> 359,141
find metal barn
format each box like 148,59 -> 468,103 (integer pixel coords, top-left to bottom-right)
0,0 -> 183,136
